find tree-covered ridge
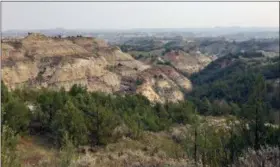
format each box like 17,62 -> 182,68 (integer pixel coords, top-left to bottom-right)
120,38 -> 165,52
121,38 -> 279,58
191,51 -> 279,84
188,51 -> 280,117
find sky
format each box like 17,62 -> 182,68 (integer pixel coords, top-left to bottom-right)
2,2 -> 279,30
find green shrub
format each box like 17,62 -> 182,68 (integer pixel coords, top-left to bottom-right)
1,125 -> 21,167
57,133 -> 77,167
2,99 -> 31,134
50,100 -> 88,146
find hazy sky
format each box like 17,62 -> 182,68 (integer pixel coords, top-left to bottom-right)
2,2 -> 279,30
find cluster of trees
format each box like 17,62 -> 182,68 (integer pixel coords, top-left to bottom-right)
121,39 -> 163,52
1,76 -> 280,166
189,52 -> 280,119
121,37 -> 279,59
162,41 -> 185,55
183,74 -> 280,166
1,82 -> 197,147
189,119 -> 280,166
181,51 -> 279,166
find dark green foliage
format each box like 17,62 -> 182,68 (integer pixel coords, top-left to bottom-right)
154,103 -> 172,130
199,97 -> 213,115
85,104 -> 121,145
136,79 -> 143,86
1,80 -> 12,104
69,84 -> 87,96
211,100 -> 232,116
261,60 -> 280,79
50,100 -> 88,146
184,51 -> 279,166
1,81 -> 31,134
136,54 -> 144,59
2,83 -> 196,147
188,52 -> 280,118
58,132 -> 77,167
242,51 -> 264,58
36,90 -> 64,132
247,75 -> 267,150
2,99 -> 31,135
13,88 -> 39,102
1,125 -> 21,167
163,40 -> 185,54
225,121 -> 280,166
188,69 -> 280,166
120,38 -> 163,52
167,101 -> 196,124
120,45 -> 129,52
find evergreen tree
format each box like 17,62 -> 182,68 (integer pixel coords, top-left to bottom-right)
248,74 -> 267,150
86,104 -> 120,145
193,108 -> 199,165
3,99 -> 31,134
200,97 -> 212,115
37,91 -> 56,132
50,100 -> 88,146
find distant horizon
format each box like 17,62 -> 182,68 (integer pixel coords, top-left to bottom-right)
3,26 -> 279,32
2,2 -> 279,30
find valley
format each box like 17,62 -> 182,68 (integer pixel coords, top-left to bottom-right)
2,1 -> 280,166
1,31 -> 279,167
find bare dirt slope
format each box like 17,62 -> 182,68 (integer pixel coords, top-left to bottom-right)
1,33 -> 192,102
162,50 -> 213,75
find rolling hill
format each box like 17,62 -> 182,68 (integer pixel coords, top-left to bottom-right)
1,33 -> 196,103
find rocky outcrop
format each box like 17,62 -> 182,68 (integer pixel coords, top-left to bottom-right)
1,33 -> 193,103
136,66 -> 192,103
163,50 -> 212,74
